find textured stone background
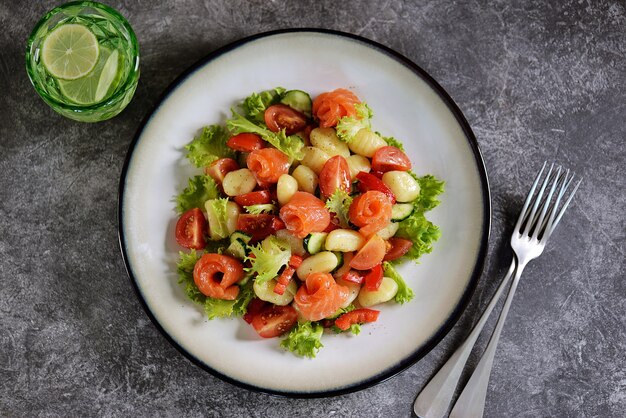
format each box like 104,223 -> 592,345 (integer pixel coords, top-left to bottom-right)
1,0 -> 625,416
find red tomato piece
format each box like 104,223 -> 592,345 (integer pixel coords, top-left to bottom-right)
237,214 -> 285,241
364,264 -> 383,291
205,158 -> 239,184
247,148 -> 290,184
264,104 -> 307,135
356,171 -> 396,204
334,308 -> 380,331
319,155 -> 351,198
273,266 -> 296,295
175,208 -> 207,250
227,133 -> 266,152
288,255 -> 304,268
193,253 -> 244,300
341,270 -> 365,284
371,146 -> 412,172
384,238 -> 413,261
350,234 -> 387,270
233,190 -> 272,207
251,305 -> 298,338
369,170 -> 384,179
243,298 -> 268,324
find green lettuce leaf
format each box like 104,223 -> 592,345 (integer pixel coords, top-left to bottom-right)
226,110 -> 304,161
380,134 -> 405,151
394,210 -> 441,262
415,174 -> 445,212
335,102 -> 373,142
175,175 -> 220,214
203,280 -> 255,319
244,204 -> 277,214
280,321 -> 324,358
242,87 -> 285,122
244,235 -> 291,284
324,189 -> 353,228
382,261 -> 415,304
185,125 -> 234,168
348,324 -> 361,335
176,250 -> 204,304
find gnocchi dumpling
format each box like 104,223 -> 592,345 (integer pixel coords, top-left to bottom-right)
300,146 -> 330,174
310,127 -> 350,158
324,229 -> 365,252
222,168 -> 257,196
346,154 -> 371,180
253,278 -> 297,306
296,251 -> 339,280
292,164 -> 319,194
357,276 -> 398,307
277,174 -> 298,206
349,128 -> 387,157
382,171 -> 421,202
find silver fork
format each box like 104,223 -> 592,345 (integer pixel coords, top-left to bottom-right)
414,162 -> 581,418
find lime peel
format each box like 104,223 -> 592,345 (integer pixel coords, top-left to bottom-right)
41,24 -> 100,80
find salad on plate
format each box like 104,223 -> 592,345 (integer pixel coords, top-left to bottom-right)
173,87 -> 444,357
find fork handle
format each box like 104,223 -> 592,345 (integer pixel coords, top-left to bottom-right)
448,261 -> 527,418
413,260 -> 517,418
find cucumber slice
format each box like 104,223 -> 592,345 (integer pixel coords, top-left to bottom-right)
225,238 -> 250,260
332,251 -> 344,272
280,90 -> 312,117
391,203 -> 415,222
230,231 -> 252,245
303,232 -> 328,254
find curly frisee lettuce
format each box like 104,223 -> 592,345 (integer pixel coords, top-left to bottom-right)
280,321 -> 324,358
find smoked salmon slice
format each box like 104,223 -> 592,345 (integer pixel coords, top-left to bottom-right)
294,272 -> 350,321
193,253 -> 244,300
348,190 -> 393,237
279,191 -> 331,238
247,148 -> 290,184
312,88 -> 361,128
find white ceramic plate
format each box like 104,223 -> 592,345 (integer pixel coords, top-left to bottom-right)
119,29 -> 490,397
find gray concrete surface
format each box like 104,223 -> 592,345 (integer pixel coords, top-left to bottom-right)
1,0 -> 625,416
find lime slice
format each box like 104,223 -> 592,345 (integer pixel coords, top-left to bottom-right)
95,49 -> 119,102
58,47 -> 119,105
41,24 -> 99,80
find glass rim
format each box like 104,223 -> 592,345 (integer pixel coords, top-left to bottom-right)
25,0 -> 140,112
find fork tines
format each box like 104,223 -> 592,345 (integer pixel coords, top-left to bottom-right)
517,162 -> 582,241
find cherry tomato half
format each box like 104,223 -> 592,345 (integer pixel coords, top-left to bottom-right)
243,298 -> 268,324
237,214 -> 285,241
356,171 -> 396,204
384,237 -> 413,261
371,146 -> 412,172
233,190 -> 272,207
175,208 -> 207,250
350,234 -> 387,270
251,305 -> 298,338
264,104 -> 307,135
205,158 -> 239,184
227,133 -> 266,152
319,155 -> 351,198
